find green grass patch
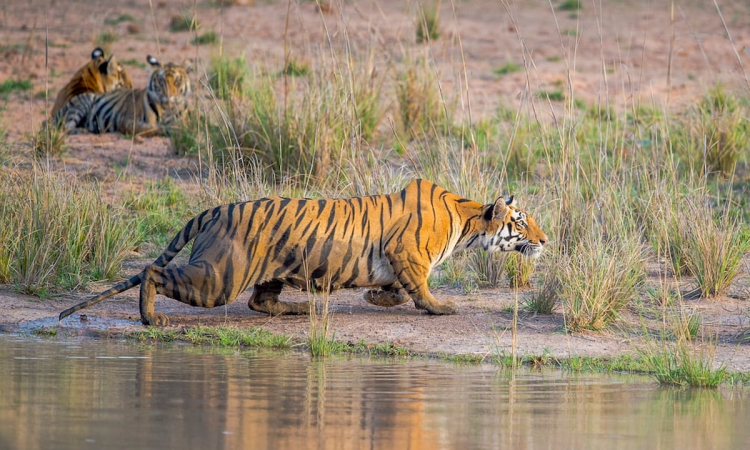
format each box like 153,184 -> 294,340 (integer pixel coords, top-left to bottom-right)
536,89 -> 565,102
0,79 -> 32,96
558,0 -> 582,11
120,58 -> 147,69
131,326 -> 293,349
104,14 -> 135,25
191,31 -> 218,45
493,62 -> 521,75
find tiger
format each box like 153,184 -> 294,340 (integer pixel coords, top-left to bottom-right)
81,55 -> 191,137
49,47 -> 132,132
59,179 -> 548,326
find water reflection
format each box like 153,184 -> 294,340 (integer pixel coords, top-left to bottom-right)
0,337 -> 747,450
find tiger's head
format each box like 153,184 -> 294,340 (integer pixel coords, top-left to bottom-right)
479,196 -> 548,258
51,47 -> 131,117
145,55 -> 192,123
89,47 -> 132,92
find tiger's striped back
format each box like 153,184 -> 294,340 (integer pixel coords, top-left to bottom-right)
84,56 -> 191,137
50,47 -> 132,132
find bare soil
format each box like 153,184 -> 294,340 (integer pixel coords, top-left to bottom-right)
1,0 -> 749,370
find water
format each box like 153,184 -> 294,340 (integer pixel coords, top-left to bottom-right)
0,336 -> 747,450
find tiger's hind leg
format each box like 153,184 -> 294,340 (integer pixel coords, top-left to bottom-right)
248,281 -> 309,315
364,283 -> 410,308
139,262 -> 234,326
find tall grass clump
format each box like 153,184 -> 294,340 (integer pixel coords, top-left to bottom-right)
678,195 -> 747,297
670,85 -> 748,178
208,55 -> 249,101
228,64 -> 383,183
416,1 -> 441,43
0,169 -> 140,294
395,58 -> 451,139
552,182 -> 646,330
557,233 -> 645,331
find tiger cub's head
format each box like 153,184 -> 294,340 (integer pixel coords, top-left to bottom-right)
52,47 -> 131,116
88,47 -> 132,92
480,196 -> 547,258
145,55 -> 192,124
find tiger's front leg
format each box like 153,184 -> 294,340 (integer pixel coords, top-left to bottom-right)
386,255 -> 457,315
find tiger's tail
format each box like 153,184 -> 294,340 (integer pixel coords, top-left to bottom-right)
58,210 -> 211,322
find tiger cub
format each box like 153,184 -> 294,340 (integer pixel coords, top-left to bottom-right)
49,47 -> 132,132
82,55 -> 191,137
59,180 -> 548,326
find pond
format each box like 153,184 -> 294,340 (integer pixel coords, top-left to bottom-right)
0,336 -> 747,449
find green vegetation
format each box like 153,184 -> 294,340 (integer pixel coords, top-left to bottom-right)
33,122 -> 68,158
209,55 -> 249,100
416,1 -> 441,43
0,79 -> 32,97
120,58 -> 147,69
170,14 -> 200,32
192,31 -> 218,45
639,338 -> 726,387
558,0 -> 583,11
493,62 -> 521,76
95,30 -> 118,50
104,14 -> 135,26
0,169 -> 140,294
132,325 -> 293,349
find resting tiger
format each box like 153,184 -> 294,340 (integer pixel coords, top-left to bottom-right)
49,47 -> 132,132
80,55 -> 191,137
59,179 -> 548,326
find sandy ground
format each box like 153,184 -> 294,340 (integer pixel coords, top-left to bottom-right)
1,0 -> 749,370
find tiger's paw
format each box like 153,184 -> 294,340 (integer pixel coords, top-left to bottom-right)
142,312 -> 170,326
364,289 -> 409,307
424,301 -> 457,315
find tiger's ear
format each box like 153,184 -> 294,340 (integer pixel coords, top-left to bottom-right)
146,55 -> 161,67
91,47 -> 105,60
484,196 -> 511,221
98,55 -> 115,75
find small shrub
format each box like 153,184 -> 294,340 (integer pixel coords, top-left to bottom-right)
523,272 -> 560,314
192,31 -> 218,45
33,122 -> 68,158
170,14 -> 200,32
